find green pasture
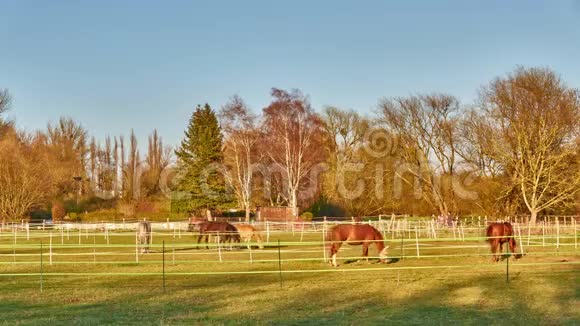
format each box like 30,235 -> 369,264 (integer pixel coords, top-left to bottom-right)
0,225 -> 578,325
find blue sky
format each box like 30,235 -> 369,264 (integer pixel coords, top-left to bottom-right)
1,1 -> 579,149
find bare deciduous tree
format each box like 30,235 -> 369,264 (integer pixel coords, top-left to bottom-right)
263,88 -> 325,217
43,117 -> 88,199
0,131 -> 50,222
458,110 -> 502,177
219,95 -> 261,221
322,107 -> 388,215
380,94 -> 462,218
0,89 -> 11,121
0,89 -> 14,141
124,130 -> 140,200
143,129 -> 172,196
481,67 -> 580,223
119,135 -> 126,197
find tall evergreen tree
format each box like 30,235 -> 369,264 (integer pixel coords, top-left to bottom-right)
174,104 -> 232,213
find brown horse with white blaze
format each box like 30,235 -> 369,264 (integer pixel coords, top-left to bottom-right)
327,224 -> 389,267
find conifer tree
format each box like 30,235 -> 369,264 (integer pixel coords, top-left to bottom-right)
174,104 -> 232,213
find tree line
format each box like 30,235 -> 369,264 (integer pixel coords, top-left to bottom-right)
1,67 -> 579,224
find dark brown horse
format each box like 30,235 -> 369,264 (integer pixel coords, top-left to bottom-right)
197,221 -> 241,249
327,224 -> 389,267
486,222 -> 520,262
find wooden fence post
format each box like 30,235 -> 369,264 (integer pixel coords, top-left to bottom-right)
516,223 -> 524,256
217,234 -> 223,263
415,227 -> 420,258
556,219 -> 560,252
542,221 -> 546,247
40,241 -> 43,293
573,218 -> 577,250
49,232 -> 53,266
135,232 -> 139,264
527,221 -> 531,247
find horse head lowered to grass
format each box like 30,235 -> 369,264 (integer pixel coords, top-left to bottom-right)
327,224 -> 389,267
196,221 -> 241,249
235,224 -> 264,249
137,221 -> 152,253
486,222 -> 522,262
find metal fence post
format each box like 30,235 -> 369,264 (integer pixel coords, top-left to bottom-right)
506,241 -> 510,284
278,240 -> 283,287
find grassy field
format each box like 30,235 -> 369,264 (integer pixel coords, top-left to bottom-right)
0,223 -> 578,325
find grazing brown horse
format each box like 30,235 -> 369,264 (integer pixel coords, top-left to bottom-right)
197,221 -> 241,249
327,224 -> 389,267
235,224 -> 264,249
486,222 -> 519,262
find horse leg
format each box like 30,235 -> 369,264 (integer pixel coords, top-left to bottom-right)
330,242 -> 342,267
509,238 -> 517,258
255,233 -> 264,249
225,235 -> 231,251
362,243 -> 370,264
227,234 -> 233,251
490,241 -> 499,262
197,234 -> 203,249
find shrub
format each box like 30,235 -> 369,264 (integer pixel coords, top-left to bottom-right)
118,202 -> 136,217
69,212 -> 81,222
300,212 -> 314,221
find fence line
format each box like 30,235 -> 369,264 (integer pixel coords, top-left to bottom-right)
1,250 -> 575,266
2,222 -> 576,236
1,232 -> 576,264
1,224 -> 577,293
1,261 -> 577,278
1,215 -> 578,232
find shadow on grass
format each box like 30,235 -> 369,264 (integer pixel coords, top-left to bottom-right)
220,273 -> 578,325
1,264 -> 577,325
0,292 -> 218,325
